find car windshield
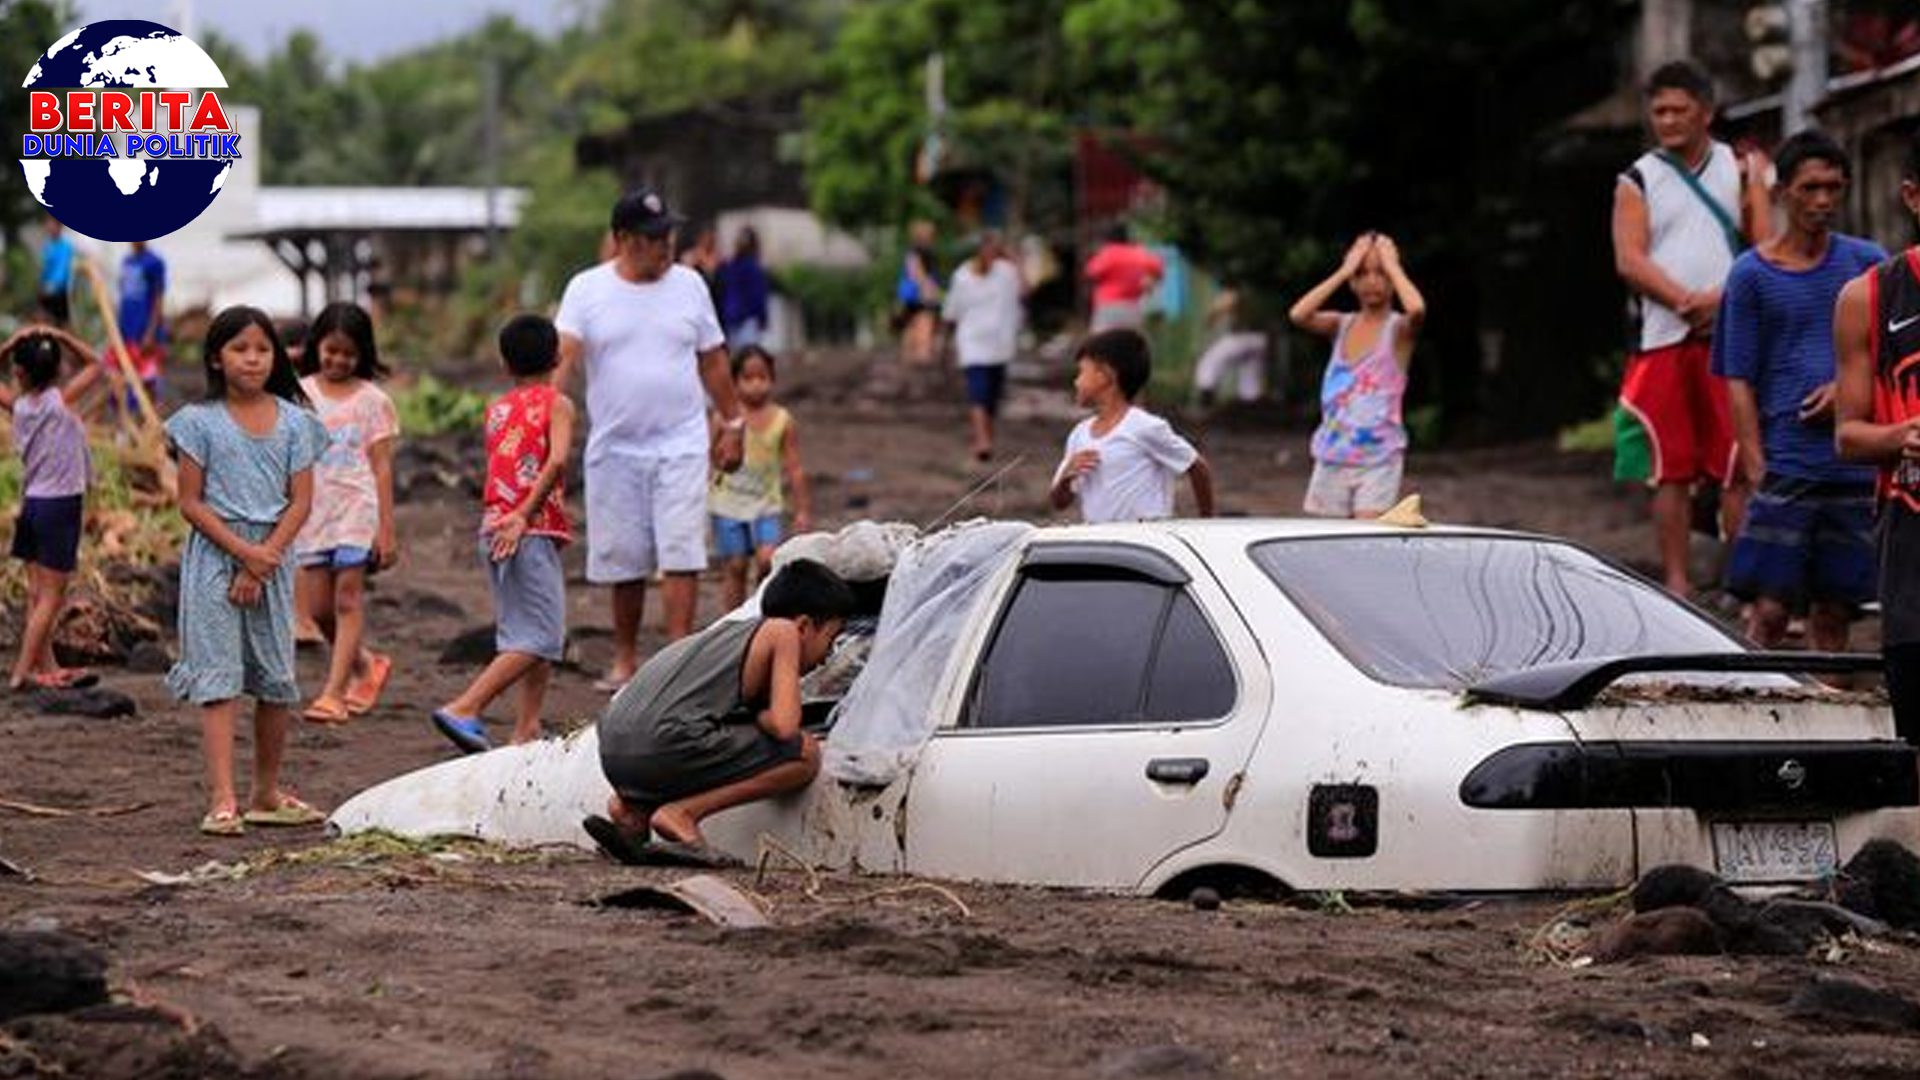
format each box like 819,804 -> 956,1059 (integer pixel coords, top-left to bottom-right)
1249,534 -> 1744,690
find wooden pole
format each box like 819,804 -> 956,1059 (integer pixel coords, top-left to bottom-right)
77,259 -> 162,444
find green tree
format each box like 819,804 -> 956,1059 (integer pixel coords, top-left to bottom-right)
0,1 -> 72,246
804,0 -> 1077,233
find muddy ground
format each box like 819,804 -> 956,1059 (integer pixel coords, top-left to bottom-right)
4,350 -> 1918,1079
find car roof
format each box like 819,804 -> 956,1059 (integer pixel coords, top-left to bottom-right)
1025,517 -> 1539,546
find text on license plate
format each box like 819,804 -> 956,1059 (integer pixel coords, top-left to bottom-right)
1710,820 -> 1837,882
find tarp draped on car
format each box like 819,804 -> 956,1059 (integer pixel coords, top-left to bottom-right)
824,519 -> 1034,785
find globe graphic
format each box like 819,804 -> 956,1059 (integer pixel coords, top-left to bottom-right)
18,20 -> 235,243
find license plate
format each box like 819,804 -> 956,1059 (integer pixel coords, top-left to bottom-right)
1710,820 -> 1837,882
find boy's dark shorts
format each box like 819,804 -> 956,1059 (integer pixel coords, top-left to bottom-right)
1724,476 -> 1876,610
963,364 -> 1007,416
602,709 -> 803,808
12,494 -> 83,573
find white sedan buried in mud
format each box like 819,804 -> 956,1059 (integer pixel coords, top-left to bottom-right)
333,519 -> 1920,895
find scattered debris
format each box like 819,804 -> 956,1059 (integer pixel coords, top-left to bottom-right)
0,931 -> 109,1021
1096,1044 -> 1221,1079
0,797 -> 150,819
597,874 -> 772,929
0,854 -> 28,880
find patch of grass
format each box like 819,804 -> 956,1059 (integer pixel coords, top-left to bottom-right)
393,373 -> 490,437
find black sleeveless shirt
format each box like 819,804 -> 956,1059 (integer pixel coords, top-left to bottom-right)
1872,250 -> 1920,646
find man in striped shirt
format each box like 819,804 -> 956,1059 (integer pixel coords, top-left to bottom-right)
1713,131 -> 1887,650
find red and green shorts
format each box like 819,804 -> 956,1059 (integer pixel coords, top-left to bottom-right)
1613,339 -> 1735,486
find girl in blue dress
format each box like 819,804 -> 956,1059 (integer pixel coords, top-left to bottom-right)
165,307 -> 329,837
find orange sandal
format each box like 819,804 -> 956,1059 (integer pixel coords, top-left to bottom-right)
302,696 -> 351,725
344,652 -> 392,715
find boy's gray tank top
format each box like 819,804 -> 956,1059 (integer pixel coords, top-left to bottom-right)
602,618 -> 761,754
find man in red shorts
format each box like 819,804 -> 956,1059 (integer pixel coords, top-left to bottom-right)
1610,60 -> 1769,594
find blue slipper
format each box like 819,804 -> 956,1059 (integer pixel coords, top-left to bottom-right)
431,709 -> 491,754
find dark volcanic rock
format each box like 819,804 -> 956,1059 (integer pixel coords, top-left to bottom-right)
0,931 -> 109,1020
25,686 -> 137,719
1591,908 -> 1723,963
1787,976 -> 1920,1032
1837,839 -> 1920,931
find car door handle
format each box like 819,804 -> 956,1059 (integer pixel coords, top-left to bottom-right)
1146,758 -> 1209,784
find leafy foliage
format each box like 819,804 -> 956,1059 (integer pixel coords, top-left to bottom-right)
0,1 -> 72,246
393,373 -> 491,437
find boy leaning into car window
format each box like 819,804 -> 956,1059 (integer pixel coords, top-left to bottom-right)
583,560 -> 856,861
1051,328 -> 1215,523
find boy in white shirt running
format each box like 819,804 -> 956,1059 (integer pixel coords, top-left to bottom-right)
1051,329 -> 1215,523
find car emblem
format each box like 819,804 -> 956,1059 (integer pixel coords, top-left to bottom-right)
1777,759 -> 1806,790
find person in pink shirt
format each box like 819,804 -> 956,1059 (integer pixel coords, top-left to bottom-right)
292,303 -> 399,724
1084,223 -> 1164,331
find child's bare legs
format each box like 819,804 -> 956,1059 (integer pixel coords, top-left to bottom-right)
11,564 -> 69,686
753,545 -> 776,584
1653,483 -> 1693,594
968,405 -> 994,460
249,701 -> 295,811
199,698 -> 242,816
903,310 -> 937,366
650,734 -> 820,846
443,650 -> 542,720
609,580 -> 646,683
720,556 -> 751,613
318,566 -> 369,704
511,661 -> 551,744
293,566 -> 325,644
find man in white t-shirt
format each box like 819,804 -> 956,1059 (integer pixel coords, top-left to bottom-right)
941,231 -> 1025,462
1610,59 -> 1768,594
555,189 -> 747,688
1051,329 -> 1214,523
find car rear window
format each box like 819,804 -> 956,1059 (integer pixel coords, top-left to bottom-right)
1248,535 -> 1743,690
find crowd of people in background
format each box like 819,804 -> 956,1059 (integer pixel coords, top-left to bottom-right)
7,51 -> 1920,838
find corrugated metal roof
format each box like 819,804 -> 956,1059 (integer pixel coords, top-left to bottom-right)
239,186 -> 528,235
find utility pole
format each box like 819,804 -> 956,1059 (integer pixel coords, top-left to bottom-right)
483,55 -> 501,260
1784,0 -> 1829,133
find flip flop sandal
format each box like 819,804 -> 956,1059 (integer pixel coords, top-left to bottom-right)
582,814 -> 651,866
302,697 -> 352,725
638,839 -> 740,869
344,652 -> 393,715
199,810 -> 245,837
431,709 -> 492,754
243,794 -> 326,827
592,673 -> 633,695
46,669 -> 98,689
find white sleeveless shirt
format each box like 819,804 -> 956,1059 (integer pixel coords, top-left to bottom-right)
1627,141 -> 1742,351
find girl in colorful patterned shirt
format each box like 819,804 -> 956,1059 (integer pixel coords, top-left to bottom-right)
291,303 -> 400,724
709,345 -> 811,613
1288,232 -> 1427,518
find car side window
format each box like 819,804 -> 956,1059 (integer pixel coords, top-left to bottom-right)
968,570 -> 1235,729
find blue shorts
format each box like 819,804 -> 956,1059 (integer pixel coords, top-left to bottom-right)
963,364 -> 1007,416
299,545 -> 373,571
12,495 -> 83,573
712,513 -> 783,560
1725,476 -> 1877,609
485,535 -> 566,662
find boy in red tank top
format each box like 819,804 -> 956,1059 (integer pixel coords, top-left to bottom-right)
432,315 -> 577,753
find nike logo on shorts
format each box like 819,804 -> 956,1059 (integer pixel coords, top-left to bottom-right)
1893,314 -> 1920,334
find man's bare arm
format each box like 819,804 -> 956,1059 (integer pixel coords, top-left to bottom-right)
554,333 -> 584,396
1835,274 -> 1912,463
1612,181 -> 1692,311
